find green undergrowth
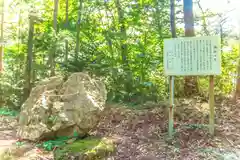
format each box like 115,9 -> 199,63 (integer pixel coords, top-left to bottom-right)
36,136 -> 69,151
0,107 -> 19,116
36,131 -> 79,151
64,137 -> 101,152
54,137 -> 115,160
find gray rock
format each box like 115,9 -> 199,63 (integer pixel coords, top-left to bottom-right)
17,72 -> 107,141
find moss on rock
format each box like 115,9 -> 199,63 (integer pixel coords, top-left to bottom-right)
54,137 -> 115,160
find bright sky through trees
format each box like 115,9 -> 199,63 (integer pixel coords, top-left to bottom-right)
4,0 -> 240,31
200,0 -> 240,34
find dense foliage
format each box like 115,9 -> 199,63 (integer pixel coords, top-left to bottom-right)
0,0 -> 239,109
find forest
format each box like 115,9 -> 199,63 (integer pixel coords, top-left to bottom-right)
0,0 -> 240,159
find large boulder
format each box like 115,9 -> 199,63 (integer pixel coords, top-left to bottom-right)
17,72 -> 107,141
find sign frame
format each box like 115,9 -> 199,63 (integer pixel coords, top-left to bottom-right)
164,35 -> 221,138
164,36 -> 221,76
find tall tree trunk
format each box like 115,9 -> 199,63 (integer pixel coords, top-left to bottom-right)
64,0 -> 69,63
18,8 -> 22,55
183,0 -> 198,96
115,0 -> 128,65
102,1 -> 117,100
32,44 -> 36,82
23,15 -> 34,103
65,0 -> 69,27
50,0 -> 59,76
75,0 -> 83,59
115,0 -> 131,100
170,0 -> 176,38
53,0 -> 58,32
0,0 -> 4,73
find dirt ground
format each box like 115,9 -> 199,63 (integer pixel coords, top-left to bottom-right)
1,98 -> 240,160
0,116 -> 18,151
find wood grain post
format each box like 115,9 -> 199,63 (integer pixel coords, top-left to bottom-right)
209,75 -> 215,135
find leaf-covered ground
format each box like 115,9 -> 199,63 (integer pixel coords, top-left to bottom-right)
1,98 -> 240,159
92,98 -> 240,160
0,115 -> 18,151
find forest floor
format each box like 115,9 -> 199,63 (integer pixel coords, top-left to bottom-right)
0,116 -> 17,151
1,97 -> 240,160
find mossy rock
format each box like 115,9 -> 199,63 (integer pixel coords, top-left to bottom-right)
54,137 -> 116,160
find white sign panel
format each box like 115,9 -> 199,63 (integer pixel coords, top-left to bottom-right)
164,36 -> 221,76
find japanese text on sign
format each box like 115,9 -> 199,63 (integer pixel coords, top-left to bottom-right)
164,36 -> 221,76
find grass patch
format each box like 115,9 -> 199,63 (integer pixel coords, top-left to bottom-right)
54,137 -> 115,160
64,137 -> 101,153
0,108 -> 19,116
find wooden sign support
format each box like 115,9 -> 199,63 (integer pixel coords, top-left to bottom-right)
168,76 -> 174,138
209,75 -> 215,135
164,36 -> 221,138
168,75 -> 215,138
167,75 -> 216,138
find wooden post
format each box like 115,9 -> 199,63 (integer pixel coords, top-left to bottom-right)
209,75 -> 215,135
168,76 -> 174,138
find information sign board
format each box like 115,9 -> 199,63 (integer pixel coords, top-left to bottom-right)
164,36 -> 221,76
